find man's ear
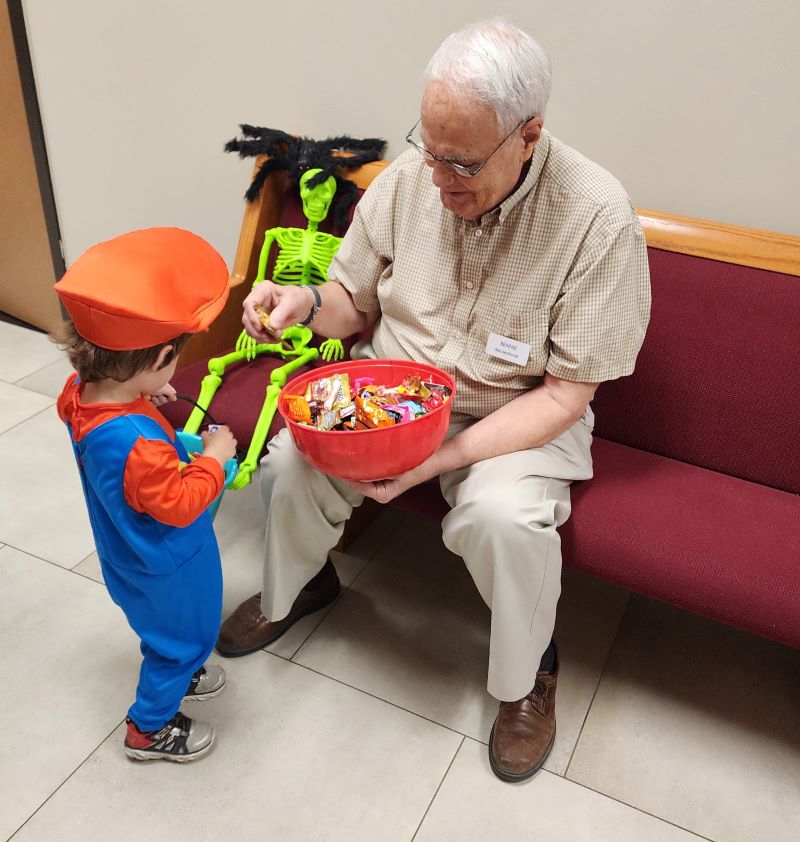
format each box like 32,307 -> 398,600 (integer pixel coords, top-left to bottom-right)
521,116 -> 543,159
152,345 -> 174,371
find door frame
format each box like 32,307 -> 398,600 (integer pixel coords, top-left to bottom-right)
6,0 -> 65,284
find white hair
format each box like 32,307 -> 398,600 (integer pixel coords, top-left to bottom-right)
424,18 -> 553,132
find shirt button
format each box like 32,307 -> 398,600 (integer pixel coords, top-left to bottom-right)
475,229 -> 483,238
465,281 -> 474,290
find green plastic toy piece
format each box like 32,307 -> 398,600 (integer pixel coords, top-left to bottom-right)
230,339 -> 319,489
236,169 -> 346,361
184,170 -> 350,489
183,327 -> 319,490
183,327 -> 313,435
266,170 -> 341,285
319,337 -> 345,362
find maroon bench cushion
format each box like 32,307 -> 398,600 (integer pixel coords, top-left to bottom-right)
560,437 -> 800,647
593,249 -> 800,494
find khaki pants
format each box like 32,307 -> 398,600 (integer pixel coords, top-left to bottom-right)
258,405 -> 594,702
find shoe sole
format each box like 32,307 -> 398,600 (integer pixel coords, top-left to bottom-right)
183,681 -> 226,701
125,734 -> 215,763
487,723 -> 556,783
215,583 -> 340,658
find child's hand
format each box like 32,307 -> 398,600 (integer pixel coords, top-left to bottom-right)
146,383 -> 177,407
201,425 -> 237,466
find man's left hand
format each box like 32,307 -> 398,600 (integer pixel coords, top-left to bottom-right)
344,463 -> 426,505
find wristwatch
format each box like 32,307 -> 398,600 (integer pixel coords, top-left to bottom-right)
299,285 -> 322,326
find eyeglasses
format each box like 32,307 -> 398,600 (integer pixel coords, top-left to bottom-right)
405,116 -> 533,178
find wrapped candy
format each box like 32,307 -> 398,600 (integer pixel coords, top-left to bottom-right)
295,371 -> 452,432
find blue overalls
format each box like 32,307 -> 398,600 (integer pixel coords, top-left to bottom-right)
68,413 -> 222,731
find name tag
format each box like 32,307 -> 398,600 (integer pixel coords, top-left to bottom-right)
486,332 -> 531,366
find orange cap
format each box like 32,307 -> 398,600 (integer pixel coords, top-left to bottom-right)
55,227 -> 229,350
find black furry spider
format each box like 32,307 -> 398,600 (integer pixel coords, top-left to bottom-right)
224,125 -> 386,229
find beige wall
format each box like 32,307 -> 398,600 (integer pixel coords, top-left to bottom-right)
22,0 -> 799,271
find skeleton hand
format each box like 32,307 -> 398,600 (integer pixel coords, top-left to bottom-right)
230,460 -> 255,490
319,338 -> 345,362
235,328 -> 259,362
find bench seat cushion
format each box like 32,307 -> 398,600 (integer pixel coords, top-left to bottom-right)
561,437 -> 800,648
393,436 -> 800,648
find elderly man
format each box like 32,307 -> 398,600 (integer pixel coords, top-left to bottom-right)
218,18 -> 650,782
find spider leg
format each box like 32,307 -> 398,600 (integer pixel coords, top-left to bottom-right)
245,154 -> 293,201
239,125 -> 294,144
331,178 -> 359,230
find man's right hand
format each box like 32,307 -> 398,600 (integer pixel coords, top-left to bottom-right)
242,281 -> 312,339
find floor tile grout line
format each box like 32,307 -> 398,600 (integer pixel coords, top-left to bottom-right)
2,375 -> 57,401
267,647 -> 713,842
242,642 -> 719,842
70,566 -> 107,586
0,403 -> 56,438
288,511 -> 410,660
288,562 -> 378,660
410,735 -> 465,842
563,590 -> 632,778
10,355 -> 65,387
559,590 -> 716,841
7,719 -> 126,841
258,648 -> 472,743
70,548 -> 99,572
1,541 -> 100,581
560,774 -> 716,841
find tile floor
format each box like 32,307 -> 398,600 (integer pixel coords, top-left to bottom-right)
2,320 -> 798,842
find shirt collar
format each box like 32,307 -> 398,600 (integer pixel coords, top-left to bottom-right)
497,128 -> 550,223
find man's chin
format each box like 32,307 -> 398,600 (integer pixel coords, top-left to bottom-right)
440,190 -> 474,218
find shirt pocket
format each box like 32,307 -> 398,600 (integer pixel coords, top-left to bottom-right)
470,303 -> 551,386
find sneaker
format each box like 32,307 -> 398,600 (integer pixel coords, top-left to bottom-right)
184,664 -> 226,700
124,711 -> 214,762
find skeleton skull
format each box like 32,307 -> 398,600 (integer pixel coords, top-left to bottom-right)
299,169 -> 337,224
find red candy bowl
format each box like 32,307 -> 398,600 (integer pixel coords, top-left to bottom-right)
278,359 -> 456,481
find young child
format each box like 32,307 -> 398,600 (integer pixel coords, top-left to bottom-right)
54,227 -> 237,762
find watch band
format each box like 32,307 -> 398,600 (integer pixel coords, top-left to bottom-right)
299,285 -> 322,326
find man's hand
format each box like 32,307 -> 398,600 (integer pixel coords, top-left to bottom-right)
146,383 -> 177,407
343,458 -> 433,504
242,281 -> 312,340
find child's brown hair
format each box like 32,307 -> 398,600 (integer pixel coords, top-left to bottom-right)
52,320 -> 191,383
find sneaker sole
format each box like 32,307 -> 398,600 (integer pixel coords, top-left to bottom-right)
487,723 -> 556,783
125,734 -> 215,763
183,681 -> 226,701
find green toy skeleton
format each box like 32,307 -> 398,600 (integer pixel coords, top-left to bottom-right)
183,168 -> 347,489
235,169 -> 345,364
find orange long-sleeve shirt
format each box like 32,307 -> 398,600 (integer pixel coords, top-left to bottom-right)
58,373 -> 223,527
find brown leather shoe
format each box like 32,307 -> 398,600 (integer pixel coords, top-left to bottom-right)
216,558 -> 340,657
488,650 -> 559,782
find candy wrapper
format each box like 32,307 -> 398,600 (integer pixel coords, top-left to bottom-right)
292,370 -> 452,432
283,394 -> 312,424
355,396 -> 395,429
253,305 -> 282,341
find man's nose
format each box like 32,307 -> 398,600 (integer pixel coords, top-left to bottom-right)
430,160 -> 457,189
